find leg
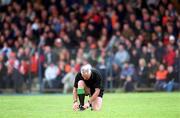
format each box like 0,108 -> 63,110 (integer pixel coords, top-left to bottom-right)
77,80 -> 86,110
47,80 -> 53,88
91,97 -> 103,111
41,79 -> 47,91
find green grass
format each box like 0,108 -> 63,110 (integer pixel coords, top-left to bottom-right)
0,92 -> 180,118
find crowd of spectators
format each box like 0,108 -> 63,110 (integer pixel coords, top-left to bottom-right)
0,0 -> 180,93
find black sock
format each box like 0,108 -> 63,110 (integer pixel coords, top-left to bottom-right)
78,94 -> 85,106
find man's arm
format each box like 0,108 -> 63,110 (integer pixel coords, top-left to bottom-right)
73,87 -> 78,103
89,88 -> 100,104
83,88 -> 100,109
72,87 -> 79,111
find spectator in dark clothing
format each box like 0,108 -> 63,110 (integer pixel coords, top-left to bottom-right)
135,58 -> 149,87
173,50 -> 180,89
0,62 -> 7,92
12,68 -> 24,93
140,46 -> 151,63
44,46 -> 58,66
173,49 -> 180,83
130,49 -> 140,68
147,58 -> 159,86
96,58 -> 107,89
167,66 -> 176,82
4,64 -> 23,93
155,41 -> 165,63
124,76 -> 134,92
165,66 -> 180,91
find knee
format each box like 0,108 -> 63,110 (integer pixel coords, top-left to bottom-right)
92,105 -> 101,111
92,97 -> 102,111
78,80 -> 85,88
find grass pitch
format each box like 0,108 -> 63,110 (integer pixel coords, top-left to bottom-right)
0,92 -> 180,118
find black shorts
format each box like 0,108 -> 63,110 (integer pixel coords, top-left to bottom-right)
90,88 -> 104,98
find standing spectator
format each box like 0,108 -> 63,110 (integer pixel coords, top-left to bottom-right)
114,44 -> 130,69
0,62 -> 6,92
96,58 -> 107,89
88,48 -> 98,67
61,67 -> 77,94
30,52 -> 38,78
52,38 -> 64,64
174,49 -> 180,84
106,51 -> 115,89
19,60 -> 29,92
4,64 -> 23,93
163,44 -> 176,66
155,41 -> 165,63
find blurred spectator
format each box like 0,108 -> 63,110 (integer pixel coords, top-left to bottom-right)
174,49 -> 180,83
0,0 -> 11,5
163,44 -> 176,66
140,46 -> 151,62
120,62 -> 135,87
147,58 -> 159,86
155,64 -> 168,91
1,43 -> 11,59
42,63 -> 59,90
0,0 -> 179,92
123,76 -> 134,92
122,23 -> 135,41
88,48 -> 98,67
4,64 -> 23,93
114,44 -> 130,68
166,66 -> 180,91
96,58 -> 107,88
6,52 -> 19,69
0,62 -> 6,92
61,67 -> 77,94
30,52 -> 38,77
19,60 -> 30,92
130,49 -> 140,68
135,58 -> 149,87
43,46 -> 57,67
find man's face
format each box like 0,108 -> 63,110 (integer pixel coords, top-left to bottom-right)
81,70 -> 91,80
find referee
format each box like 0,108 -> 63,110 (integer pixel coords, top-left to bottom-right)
72,64 -> 104,111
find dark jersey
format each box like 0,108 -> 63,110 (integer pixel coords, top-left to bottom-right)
74,68 -> 104,97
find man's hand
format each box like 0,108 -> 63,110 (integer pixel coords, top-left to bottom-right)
73,102 -> 79,111
83,102 -> 90,109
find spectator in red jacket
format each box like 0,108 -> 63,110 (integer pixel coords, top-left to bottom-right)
163,44 -> 176,66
